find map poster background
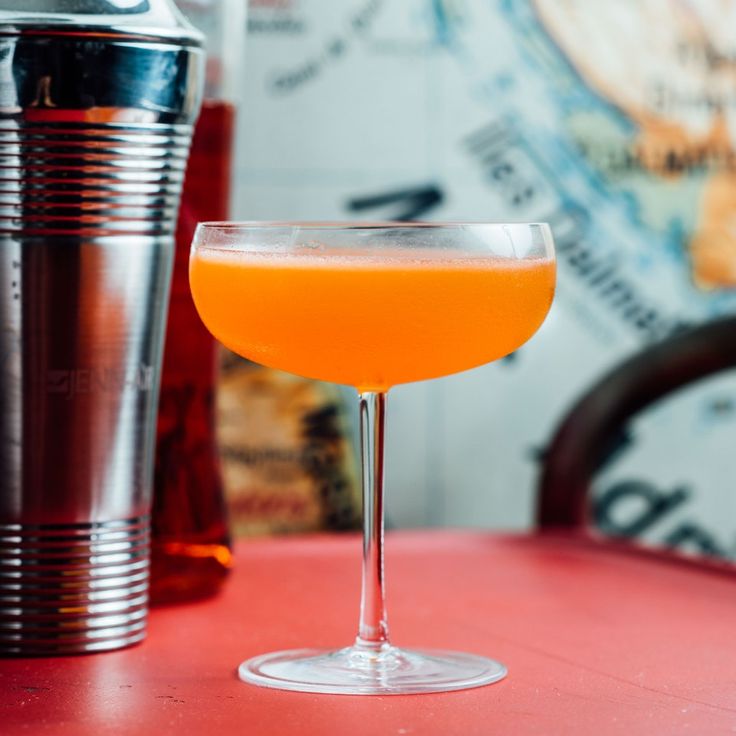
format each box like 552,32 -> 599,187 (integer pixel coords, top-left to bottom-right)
232,0 -> 736,557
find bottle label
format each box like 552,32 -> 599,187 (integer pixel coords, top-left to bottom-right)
217,354 -> 361,535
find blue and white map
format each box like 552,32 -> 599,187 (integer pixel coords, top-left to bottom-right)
236,0 -> 736,555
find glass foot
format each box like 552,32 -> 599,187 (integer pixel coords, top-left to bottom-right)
238,643 -> 507,695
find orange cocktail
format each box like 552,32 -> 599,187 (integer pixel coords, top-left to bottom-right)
190,222 -> 556,695
189,250 -> 555,391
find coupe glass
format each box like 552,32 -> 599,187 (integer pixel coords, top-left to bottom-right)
189,222 -> 556,695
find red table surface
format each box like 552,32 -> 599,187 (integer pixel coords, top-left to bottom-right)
1,530 -> 735,736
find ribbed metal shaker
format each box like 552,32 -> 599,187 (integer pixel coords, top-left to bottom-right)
0,0 -> 203,655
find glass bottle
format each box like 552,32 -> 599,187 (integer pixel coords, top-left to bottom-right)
150,0 -> 245,604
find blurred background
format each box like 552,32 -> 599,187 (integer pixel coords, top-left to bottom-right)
173,0 -> 736,559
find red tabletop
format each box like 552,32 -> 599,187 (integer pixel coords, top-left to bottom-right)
2,531 -> 735,735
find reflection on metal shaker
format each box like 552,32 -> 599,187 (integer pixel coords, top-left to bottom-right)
0,0 -> 203,655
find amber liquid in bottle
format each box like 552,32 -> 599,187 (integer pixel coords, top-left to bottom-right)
150,101 -> 235,604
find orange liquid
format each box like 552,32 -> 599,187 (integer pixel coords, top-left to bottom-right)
190,249 -> 555,392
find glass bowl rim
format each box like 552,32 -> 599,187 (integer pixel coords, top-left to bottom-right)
195,220 -> 552,231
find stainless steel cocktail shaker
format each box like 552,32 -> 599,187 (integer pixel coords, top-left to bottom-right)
0,0 -> 203,655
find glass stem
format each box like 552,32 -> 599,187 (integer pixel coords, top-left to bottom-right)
355,390 -> 390,650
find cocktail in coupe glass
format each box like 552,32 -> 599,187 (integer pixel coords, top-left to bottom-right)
189,222 -> 556,695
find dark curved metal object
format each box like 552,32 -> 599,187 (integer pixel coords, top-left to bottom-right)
538,316 -> 736,529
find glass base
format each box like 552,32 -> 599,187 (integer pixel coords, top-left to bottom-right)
238,643 -> 507,695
